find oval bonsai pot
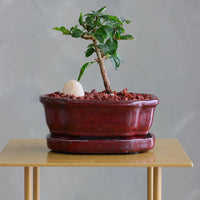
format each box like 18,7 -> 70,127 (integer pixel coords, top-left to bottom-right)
40,94 -> 159,138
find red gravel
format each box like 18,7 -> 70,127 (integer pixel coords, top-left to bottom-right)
47,88 -> 154,101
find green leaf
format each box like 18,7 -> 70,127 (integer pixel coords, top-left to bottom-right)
59,26 -> 66,31
85,13 -> 94,17
100,15 -> 123,25
52,26 -> 70,35
114,32 -> 121,39
87,44 -> 94,48
71,28 -> 83,38
86,16 -> 94,26
121,17 -> 131,24
77,61 -> 95,81
98,39 -> 118,55
106,39 -> 118,55
97,6 -> 107,13
109,53 -> 122,69
95,27 -> 107,36
116,25 -> 125,34
70,25 -> 78,32
85,47 -> 95,57
110,56 -> 120,69
52,27 -> 60,30
79,12 -> 83,25
108,15 -> 123,25
116,53 -> 123,63
103,25 -> 114,38
94,27 -> 107,43
120,34 -> 134,40
96,17 -> 101,26
100,15 -> 109,21
94,18 -> 101,28
91,10 -> 98,17
94,34 -> 104,43
98,43 -> 110,54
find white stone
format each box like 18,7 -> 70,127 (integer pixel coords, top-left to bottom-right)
63,80 -> 84,97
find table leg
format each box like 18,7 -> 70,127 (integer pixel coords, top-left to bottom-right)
153,167 -> 162,200
33,167 -> 40,200
24,167 -> 33,200
147,167 -> 153,200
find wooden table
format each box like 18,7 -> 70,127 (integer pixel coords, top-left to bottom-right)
0,139 -> 193,200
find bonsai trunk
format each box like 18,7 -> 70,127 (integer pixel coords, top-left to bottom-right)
93,39 -> 112,94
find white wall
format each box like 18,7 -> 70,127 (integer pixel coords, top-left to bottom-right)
0,0 -> 199,199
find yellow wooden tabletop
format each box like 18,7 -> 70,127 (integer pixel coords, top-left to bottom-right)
0,139 -> 193,167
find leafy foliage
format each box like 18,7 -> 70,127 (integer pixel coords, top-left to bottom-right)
53,6 -> 134,82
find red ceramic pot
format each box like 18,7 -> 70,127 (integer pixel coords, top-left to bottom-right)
40,94 -> 159,138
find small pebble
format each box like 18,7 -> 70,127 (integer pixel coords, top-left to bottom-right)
63,80 -> 84,97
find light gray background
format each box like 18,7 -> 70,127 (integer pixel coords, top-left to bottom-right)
0,0 -> 199,199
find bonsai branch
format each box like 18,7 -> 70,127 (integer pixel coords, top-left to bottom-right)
81,35 -> 94,40
93,39 -> 112,94
81,35 -> 123,41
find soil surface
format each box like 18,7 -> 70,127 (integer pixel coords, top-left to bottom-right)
48,88 -> 154,101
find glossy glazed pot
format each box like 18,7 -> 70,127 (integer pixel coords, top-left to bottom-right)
40,94 -> 159,138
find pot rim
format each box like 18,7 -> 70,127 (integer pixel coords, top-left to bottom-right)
40,93 -> 159,107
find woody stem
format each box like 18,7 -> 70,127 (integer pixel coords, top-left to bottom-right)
93,39 -> 112,94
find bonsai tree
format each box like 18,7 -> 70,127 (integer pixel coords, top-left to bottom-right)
40,6 -> 159,154
53,6 -> 134,94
